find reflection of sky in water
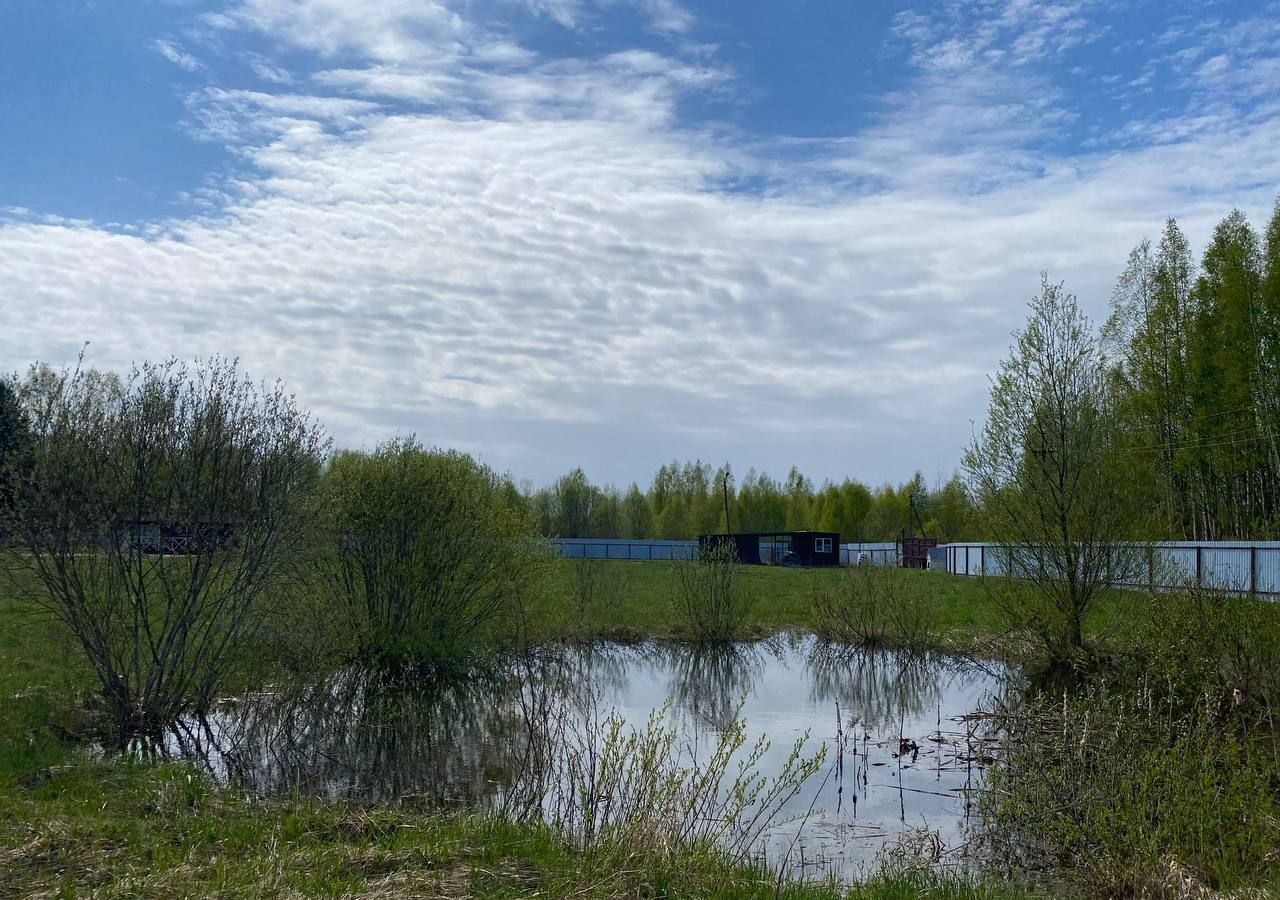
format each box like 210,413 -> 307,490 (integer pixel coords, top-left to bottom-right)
177,636 -> 1009,882
578,636 -> 1008,879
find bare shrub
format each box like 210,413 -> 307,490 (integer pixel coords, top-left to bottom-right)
812,564 -> 935,650
672,540 -> 753,642
7,357 -> 325,744
567,556 -> 630,632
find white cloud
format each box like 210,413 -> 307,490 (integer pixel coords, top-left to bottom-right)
3,0 -> 1279,486
152,38 -> 204,72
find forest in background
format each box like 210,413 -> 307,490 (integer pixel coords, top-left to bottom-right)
531,200 -> 1280,545
1106,204 -> 1280,540
522,465 -> 975,543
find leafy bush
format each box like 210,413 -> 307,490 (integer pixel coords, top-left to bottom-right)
812,564 -> 935,650
318,438 -> 549,670
1132,585 -> 1280,725
671,541 -> 752,641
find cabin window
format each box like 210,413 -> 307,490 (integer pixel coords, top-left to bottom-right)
815,537 -> 832,553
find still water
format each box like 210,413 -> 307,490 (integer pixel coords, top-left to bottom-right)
176,635 -> 1010,880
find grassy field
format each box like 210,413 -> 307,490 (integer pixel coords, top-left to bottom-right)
538,559 -> 1146,658
0,570 -> 1042,899
537,562 -> 998,638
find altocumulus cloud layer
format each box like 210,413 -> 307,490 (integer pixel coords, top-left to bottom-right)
2,0 -> 1280,485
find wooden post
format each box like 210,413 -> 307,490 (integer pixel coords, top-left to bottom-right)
1195,546 -> 1203,588
1250,546 -> 1257,596
980,545 -> 986,576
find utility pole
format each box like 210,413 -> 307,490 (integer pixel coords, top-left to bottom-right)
722,471 -> 733,535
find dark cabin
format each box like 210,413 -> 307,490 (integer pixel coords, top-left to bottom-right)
699,531 -> 840,567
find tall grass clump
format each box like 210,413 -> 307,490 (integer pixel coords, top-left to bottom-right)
318,437 -> 550,672
672,540 -> 753,641
812,564 -> 935,650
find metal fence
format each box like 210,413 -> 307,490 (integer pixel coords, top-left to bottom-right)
839,542 -> 897,566
551,538 -> 698,560
944,541 -> 1280,596
550,538 -> 899,566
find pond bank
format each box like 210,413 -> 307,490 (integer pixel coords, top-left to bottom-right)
0,591 -> 1034,898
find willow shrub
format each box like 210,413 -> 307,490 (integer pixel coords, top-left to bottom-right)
812,563 -> 935,651
318,438 -> 550,671
5,358 -> 325,745
672,541 -> 753,642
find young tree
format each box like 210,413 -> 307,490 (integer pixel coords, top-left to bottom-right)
551,468 -> 597,538
11,358 -> 325,743
965,277 -> 1144,666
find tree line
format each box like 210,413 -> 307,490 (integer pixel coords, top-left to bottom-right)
964,196 -> 1280,666
1105,201 -> 1280,539
522,463 -> 978,543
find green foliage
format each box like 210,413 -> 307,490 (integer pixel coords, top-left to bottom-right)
1105,201 -> 1280,540
1127,585 -> 1280,729
987,679 -> 1280,896
566,556 -> 631,633
319,437 -> 550,670
0,376 -> 33,525
966,277 -> 1145,667
672,541 -> 753,641
525,460 -> 975,543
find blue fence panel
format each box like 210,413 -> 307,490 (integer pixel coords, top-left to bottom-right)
550,539 -> 698,561
1259,548 -> 1280,594
1200,547 -> 1250,592
944,540 -> 1280,596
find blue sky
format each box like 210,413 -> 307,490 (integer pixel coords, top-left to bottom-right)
2,0 -> 1279,488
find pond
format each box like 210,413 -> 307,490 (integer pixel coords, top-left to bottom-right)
172,635 -> 1012,882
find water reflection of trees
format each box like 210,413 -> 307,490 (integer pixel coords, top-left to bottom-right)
806,643 -> 945,731
173,653 -> 585,807
664,641 -> 781,731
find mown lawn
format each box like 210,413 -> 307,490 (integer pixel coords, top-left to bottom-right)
536,559 -> 1138,653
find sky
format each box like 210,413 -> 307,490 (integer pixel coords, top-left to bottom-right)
2,0 -> 1279,490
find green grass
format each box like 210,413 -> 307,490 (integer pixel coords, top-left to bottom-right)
534,560 -> 1154,666
536,561 -> 1007,643
0,757 -> 1033,898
